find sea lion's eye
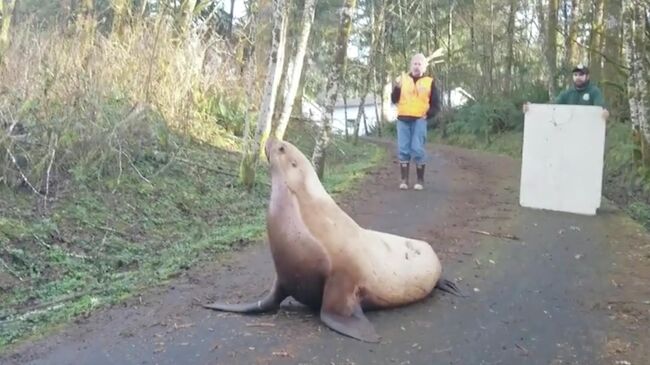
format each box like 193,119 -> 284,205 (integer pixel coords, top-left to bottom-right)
279,146 -> 285,153
291,161 -> 297,168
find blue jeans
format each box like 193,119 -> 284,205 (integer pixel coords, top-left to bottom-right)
396,118 -> 427,165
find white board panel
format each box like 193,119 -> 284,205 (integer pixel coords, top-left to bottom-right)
519,103 -> 606,216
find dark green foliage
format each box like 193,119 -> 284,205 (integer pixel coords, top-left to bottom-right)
445,98 -> 524,137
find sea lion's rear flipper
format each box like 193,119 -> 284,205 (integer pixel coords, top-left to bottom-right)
434,277 -> 466,297
320,305 -> 380,343
202,278 -> 286,313
319,276 -> 380,343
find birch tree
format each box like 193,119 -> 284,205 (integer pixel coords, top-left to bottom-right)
311,0 -> 357,179
623,0 -> 649,163
0,0 -> 17,64
240,0 -> 288,189
274,0 -> 317,141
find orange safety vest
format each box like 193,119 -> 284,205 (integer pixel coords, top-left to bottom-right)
397,74 -> 433,118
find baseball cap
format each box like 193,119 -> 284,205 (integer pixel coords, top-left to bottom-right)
572,64 -> 589,74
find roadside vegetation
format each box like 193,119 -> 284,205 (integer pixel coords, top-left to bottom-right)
0,3 -> 383,350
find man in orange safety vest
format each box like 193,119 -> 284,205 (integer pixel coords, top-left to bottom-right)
391,53 -> 441,190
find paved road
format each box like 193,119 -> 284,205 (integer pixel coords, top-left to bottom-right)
3,140 -> 648,365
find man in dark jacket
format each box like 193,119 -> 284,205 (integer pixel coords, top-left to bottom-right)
524,64 -> 610,120
391,53 -> 441,191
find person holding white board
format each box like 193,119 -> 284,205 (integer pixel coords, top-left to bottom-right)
519,64 -> 609,216
523,64 -> 610,121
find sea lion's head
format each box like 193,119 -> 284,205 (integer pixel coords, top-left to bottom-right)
265,137 -> 323,197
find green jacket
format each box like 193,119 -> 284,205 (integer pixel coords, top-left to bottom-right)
554,81 -> 606,108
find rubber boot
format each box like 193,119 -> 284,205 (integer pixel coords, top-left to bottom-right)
399,162 -> 409,190
414,164 -> 425,190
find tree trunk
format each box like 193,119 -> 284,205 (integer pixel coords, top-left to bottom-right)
623,0 -> 649,165
353,93 -> 367,145
311,0 -> 357,180
469,0 -> 475,52
142,0 -> 149,19
602,0 -> 625,118
343,80 -> 349,140
111,0 -> 130,37
237,1 -> 258,186
588,0 -> 604,80
504,0 -> 517,94
546,0 -> 559,98
240,0 -> 288,189
178,0 -> 197,38
381,74 -> 393,125
229,0 -> 236,36
448,0 -> 454,103
564,0 -> 581,85
274,0 -> 317,140
0,0 -> 17,64
536,0 -> 546,46
373,0 -> 386,137
77,0 -> 96,64
489,0 -> 495,92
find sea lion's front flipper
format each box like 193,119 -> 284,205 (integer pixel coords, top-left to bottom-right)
319,275 -> 380,343
203,277 -> 286,313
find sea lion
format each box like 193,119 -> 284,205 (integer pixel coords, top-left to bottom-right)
203,136 -> 462,343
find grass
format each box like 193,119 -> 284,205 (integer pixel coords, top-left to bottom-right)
0,124 -> 384,351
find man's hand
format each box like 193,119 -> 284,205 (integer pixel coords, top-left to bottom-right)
602,108 -> 610,120
394,76 -> 402,87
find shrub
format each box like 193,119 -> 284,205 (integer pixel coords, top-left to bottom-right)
443,98 -> 524,142
0,18 -> 250,190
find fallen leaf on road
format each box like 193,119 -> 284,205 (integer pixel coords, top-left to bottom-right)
174,322 -> 194,329
432,347 -> 452,353
470,229 -> 520,240
516,343 -> 529,356
246,322 -> 276,327
272,351 -> 293,358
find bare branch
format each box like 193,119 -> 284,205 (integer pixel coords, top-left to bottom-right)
4,145 -> 43,196
0,257 -> 23,282
44,134 -> 58,210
